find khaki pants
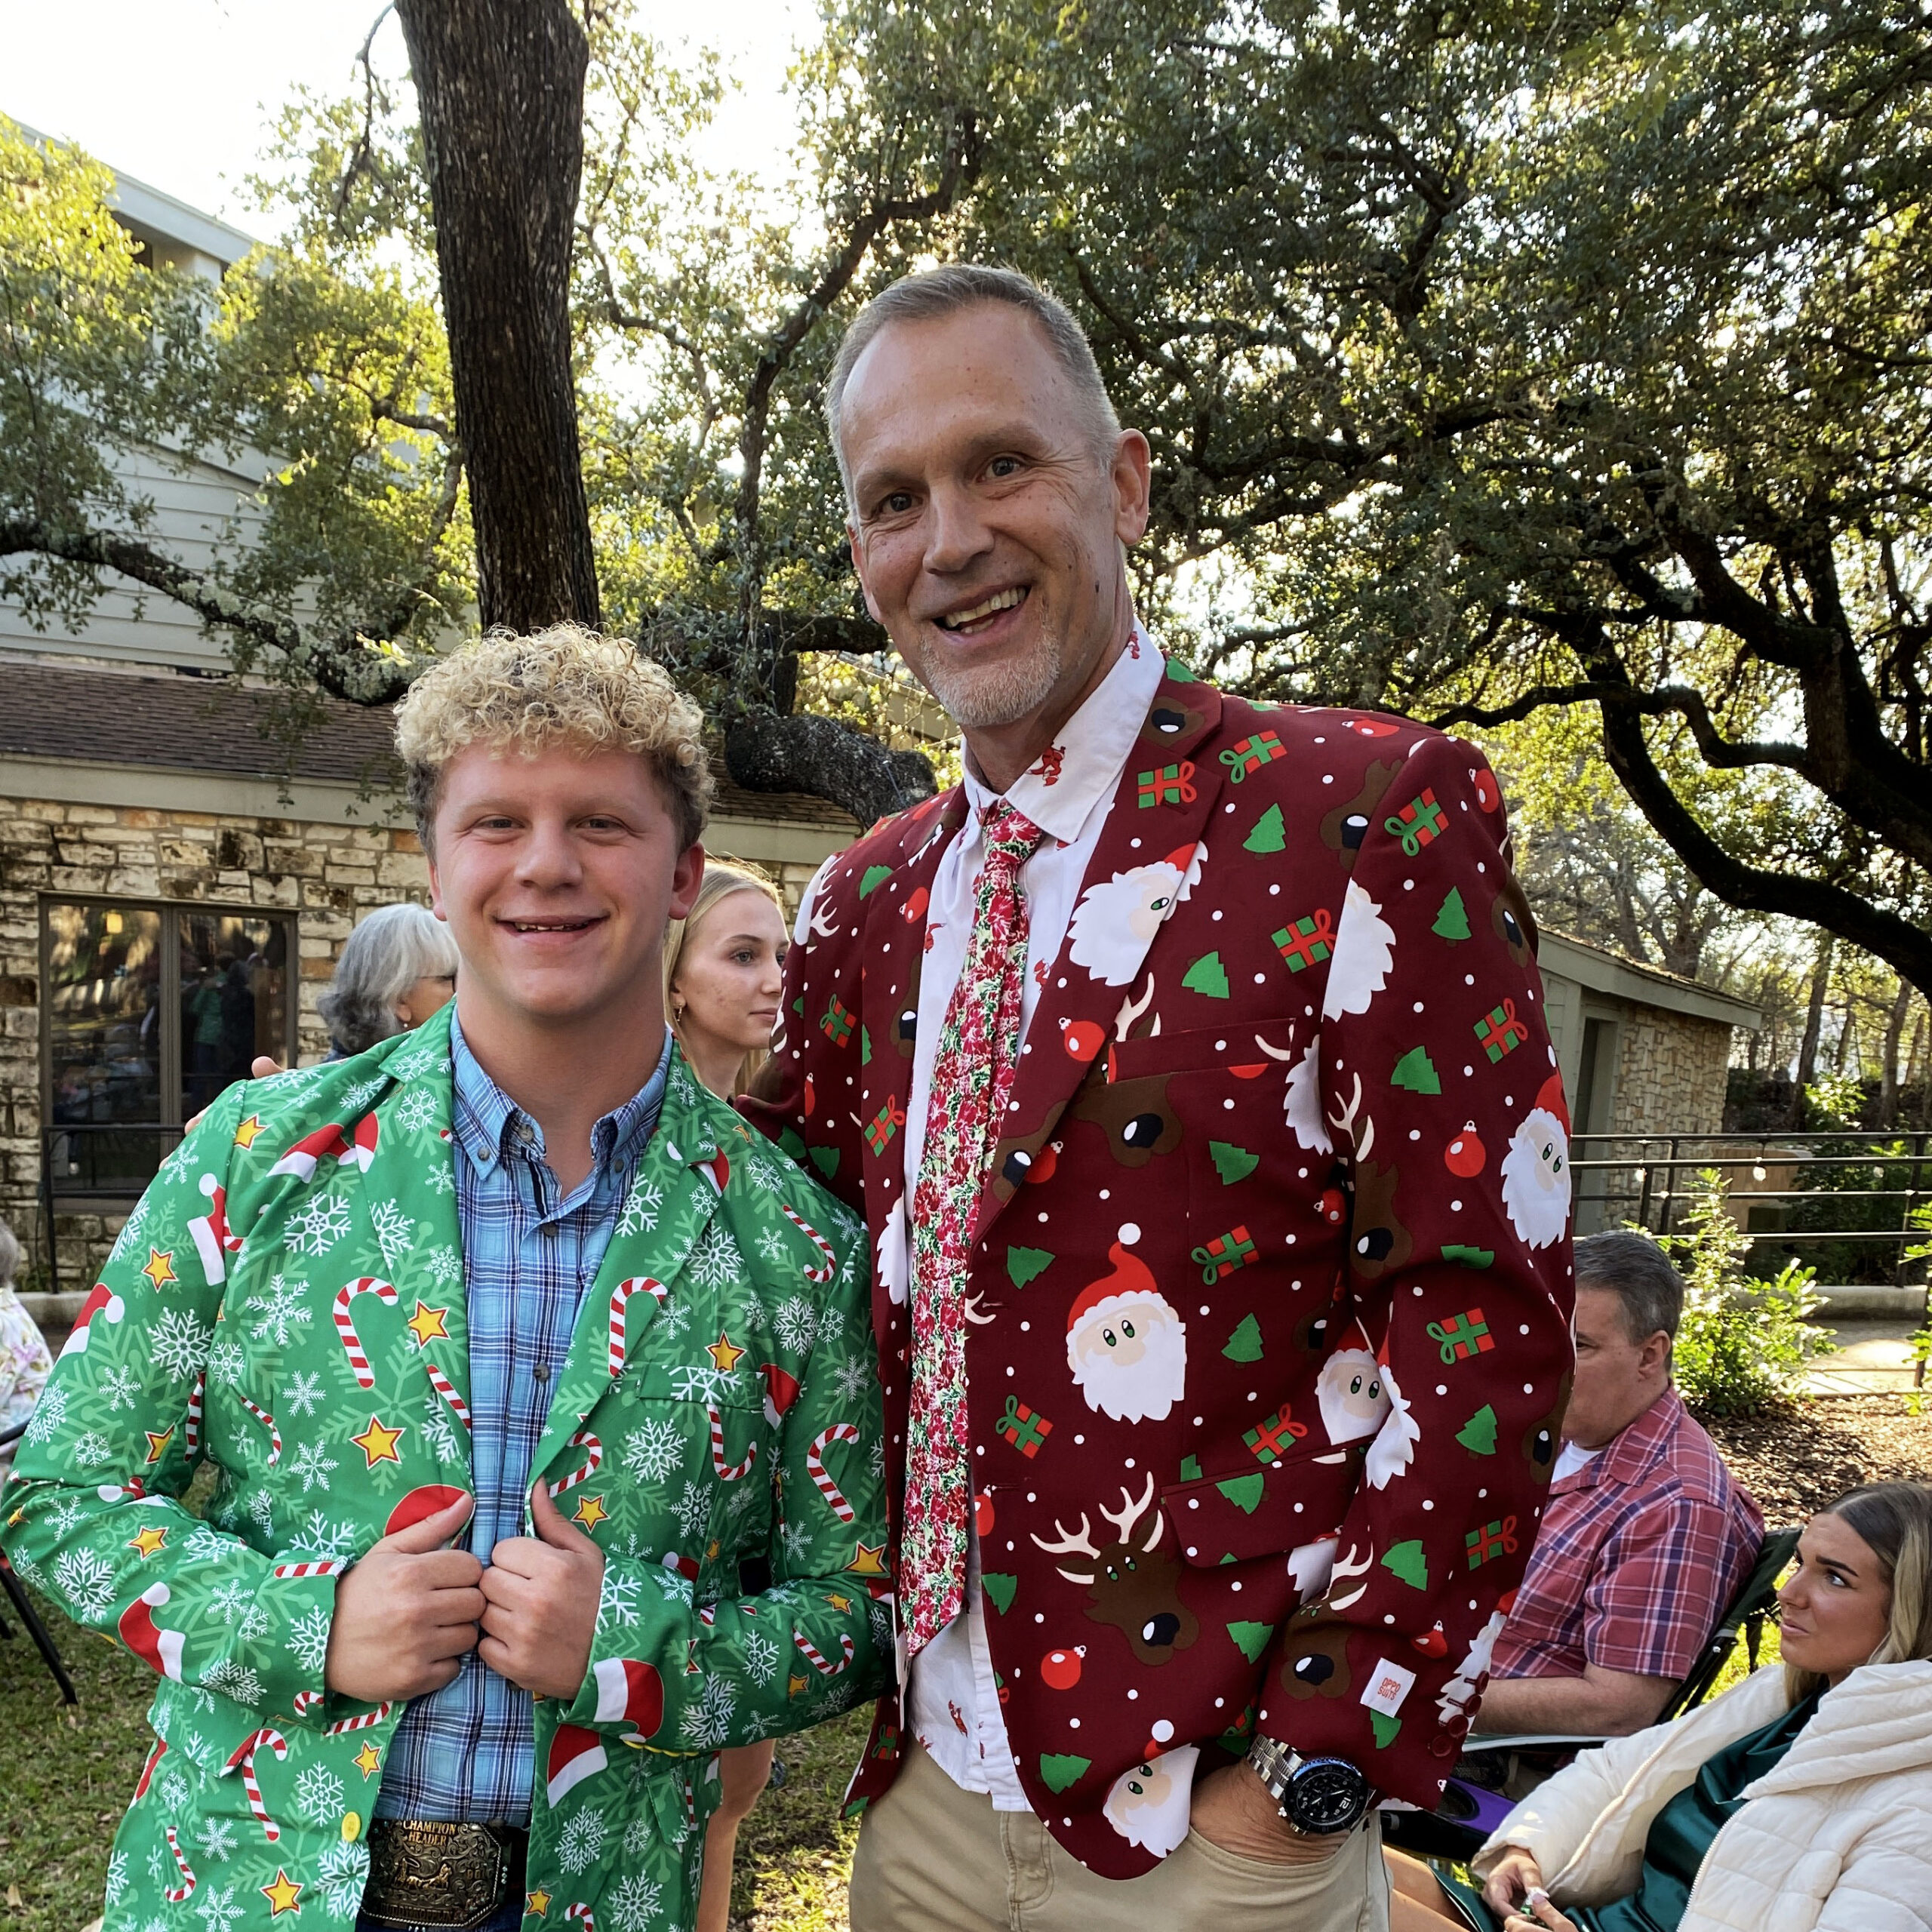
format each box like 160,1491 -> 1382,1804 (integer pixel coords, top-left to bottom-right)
848,1743 -> 1392,1932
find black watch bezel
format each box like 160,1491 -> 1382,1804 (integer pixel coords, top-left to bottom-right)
1281,1754 -> 1371,1834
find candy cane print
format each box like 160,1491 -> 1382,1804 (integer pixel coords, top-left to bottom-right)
424,1360 -> 472,1435
607,1277 -> 668,1377
272,1558 -> 348,1580
238,1394 -> 281,1464
222,1727 -> 288,1841
707,1407 -> 757,1482
163,1825 -> 197,1901
565,1905 -> 595,1932
806,1424 -> 860,1524
324,1700 -> 393,1734
291,1690 -> 324,1719
185,1369 -> 205,1459
334,1278 -> 398,1389
793,1629 -> 854,1677
546,1430 -> 603,1499
780,1204 -> 835,1284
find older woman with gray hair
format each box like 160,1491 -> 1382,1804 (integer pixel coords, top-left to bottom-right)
318,902 -> 458,1058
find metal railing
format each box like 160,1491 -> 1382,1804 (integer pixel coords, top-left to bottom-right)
1569,1129 -> 1932,1296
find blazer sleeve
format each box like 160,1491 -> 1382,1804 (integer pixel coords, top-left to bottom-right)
740,858 -> 867,1221
1254,731 -> 1577,1806
0,1085 -> 342,1726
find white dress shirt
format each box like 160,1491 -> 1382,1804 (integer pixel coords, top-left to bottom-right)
798,627 -> 1164,1808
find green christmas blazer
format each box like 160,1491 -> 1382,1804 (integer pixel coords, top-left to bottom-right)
2,1004 -> 888,1932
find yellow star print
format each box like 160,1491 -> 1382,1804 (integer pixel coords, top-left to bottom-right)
140,1248 -> 177,1291
525,1891 -> 552,1918
350,1414 -> 406,1468
406,1301 -> 451,1348
572,1494 -> 608,1531
143,1425 -> 176,1466
706,1331 -> 746,1374
847,1540 -> 889,1579
353,1741 -> 383,1780
233,1114 -> 264,1149
260,1871 -> 303,1916
128,1524 -> 169,1560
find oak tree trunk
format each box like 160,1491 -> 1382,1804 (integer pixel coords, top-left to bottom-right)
395,0 -> 600,633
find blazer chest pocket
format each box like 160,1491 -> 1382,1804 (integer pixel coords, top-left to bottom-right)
1162,1438 -> 1364,1568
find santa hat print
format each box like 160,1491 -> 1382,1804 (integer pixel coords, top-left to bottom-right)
269,1123 -> 350,1181
1066,1229 -> 1160,1333
591,1657 -> 664,1738
545,1724 -> 608,1807
189,1173 -> 242,1285
760,1364 -> 800,1430
60,1280 -> 125,1359
118,1583 -> 186,1679
345,1112 -> 380,1173
1535,1069 -> 1571,1133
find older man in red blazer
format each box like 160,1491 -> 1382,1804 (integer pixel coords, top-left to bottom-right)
744,265 -> 1574,1930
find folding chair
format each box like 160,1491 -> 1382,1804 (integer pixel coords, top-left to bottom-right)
1380,1526 -> 1800,1860
0,1417 -> 80,1704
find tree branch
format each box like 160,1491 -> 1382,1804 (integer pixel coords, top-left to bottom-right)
723,708 -> 936,826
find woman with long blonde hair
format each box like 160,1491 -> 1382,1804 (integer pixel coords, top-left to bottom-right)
665,859 -> 791,1932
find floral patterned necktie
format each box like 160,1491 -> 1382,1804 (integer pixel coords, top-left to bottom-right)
900,801 -> 1047,1655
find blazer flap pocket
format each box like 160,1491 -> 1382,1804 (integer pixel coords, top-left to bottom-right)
1163,1438 -> 1364,1567
1109,1019 -> 1299,1084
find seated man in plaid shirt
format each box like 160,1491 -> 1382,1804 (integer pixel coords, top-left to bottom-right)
1477,1232 -> 1764,1736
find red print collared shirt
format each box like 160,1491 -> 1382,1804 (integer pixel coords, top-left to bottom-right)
1489,1386 -> 1764,1683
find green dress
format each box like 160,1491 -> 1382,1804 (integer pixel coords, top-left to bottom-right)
1441,1689 -> 1824,1932
2,1005 -> 889,1932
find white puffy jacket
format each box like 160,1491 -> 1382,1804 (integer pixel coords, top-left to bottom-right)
1471,1660 -> 1932,1932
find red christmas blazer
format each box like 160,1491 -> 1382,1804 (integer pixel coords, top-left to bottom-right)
743,658 -> 1575,1878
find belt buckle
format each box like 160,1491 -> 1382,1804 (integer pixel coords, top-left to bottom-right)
362,1822 -> 508,1932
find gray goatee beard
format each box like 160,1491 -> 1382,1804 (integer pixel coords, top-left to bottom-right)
919,624 -> 1066,733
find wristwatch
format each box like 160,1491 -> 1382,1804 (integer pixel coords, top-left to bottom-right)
1244,1737 -> 1372,1835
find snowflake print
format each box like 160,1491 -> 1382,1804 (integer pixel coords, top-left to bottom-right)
294,1509 -> 355,1559
73,1429 -> 111,1466
342,1077 -> 387,1112
285,1191 -> 352,1257
195,1884 -> 245,1932
207,1340 -> 246,1386
204,1660 -> 263,1708
780,1520 -> 814,1564
685,1221 -> 743,1291
208,1580 -> 253,1626
743,1152 -> 789,1193
598,1567 -> 641,1631
395,1087 -> 437,1134
48,1496 -> 86,1541
295,1762 -> 346,1826
109,1196 -> 150,1261
607,1874 -> 663,1932
53,1546 -> 115,1620
672,1479 -> 710,1541
737,1706 -> 777,1741
557,1807 -> 606,1875
147,1846 -> 166,1886
617,1177 -> 663,1238
25,1383 -> 66,1444
316,1840 -> 368,1920
621,1417 -> 686,1484
106,1851 -> 131,1903
288,1606 -> 334,1676
186,1525 -> 232,1562
150,1306 -> 214,1382
370,1200 -> 415,1268
774,1297 -> 817,1353
669,1361 -> 732,1405
158,1769 -> 190,1811
869,1435 -> 886,1478
238,1600 -> 272,1644
831,1355 -> 874,1403
248,1488 -> 275,1533
678,1673 -> 737,1750
291,1440 -> 339,1493
657,1296 -> 693,1340
422,1244 -> 460,1286
420,1392 -> 460,1465
426,1163 -> 456,1195
756,1226 -> 791,1267
284,1371 -> 325,1418
621,1817 -> 654,1861
99,1365 -> 141,1412
245,1276 -> 313,1347
741,1628 -> 779,1687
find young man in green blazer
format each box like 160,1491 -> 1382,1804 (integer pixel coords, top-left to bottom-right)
3,627 -> 888,1932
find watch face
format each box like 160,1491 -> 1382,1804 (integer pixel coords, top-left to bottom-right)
1288,1758 -> 1368,1833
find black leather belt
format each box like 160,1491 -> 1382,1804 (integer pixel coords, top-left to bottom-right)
360,1820 -> 528,1930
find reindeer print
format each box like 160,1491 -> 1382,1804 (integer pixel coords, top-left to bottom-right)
1031,1473 -> 1201,1666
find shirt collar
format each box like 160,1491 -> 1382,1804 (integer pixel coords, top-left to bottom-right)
960,620 -> 1165,847
1554,1386 -> 1685,1495
449,1008 -> 672,1177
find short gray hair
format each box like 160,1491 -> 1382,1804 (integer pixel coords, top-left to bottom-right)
317,903 -> 458,1057
824,264 -> 1122,504
1574,1230 -> 1683,1343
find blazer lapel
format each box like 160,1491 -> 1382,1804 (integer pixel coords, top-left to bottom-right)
976,665 -> 1226,1241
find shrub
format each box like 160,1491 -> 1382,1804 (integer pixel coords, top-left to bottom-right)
1658,1169 -> 1826,1417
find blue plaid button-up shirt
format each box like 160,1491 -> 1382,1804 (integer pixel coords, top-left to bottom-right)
374,1011 -> 671,1825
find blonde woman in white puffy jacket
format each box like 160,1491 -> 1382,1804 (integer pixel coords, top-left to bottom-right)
1387,1480 -> 1932,1932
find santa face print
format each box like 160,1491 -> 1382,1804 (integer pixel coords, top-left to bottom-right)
1500,1103 -> 1571,1249
1102,1744 -> 1199,1855
1315,1347 -> 1391,1445
1066,1232 -> 1187,1423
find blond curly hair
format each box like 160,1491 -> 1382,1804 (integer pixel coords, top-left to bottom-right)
395,623 -> 712,852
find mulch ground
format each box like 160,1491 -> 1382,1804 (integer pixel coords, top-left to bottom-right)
1701,1393 -> 1932,1523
